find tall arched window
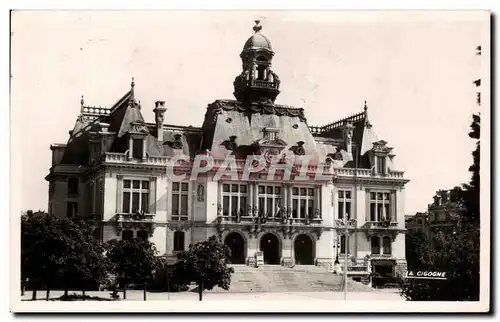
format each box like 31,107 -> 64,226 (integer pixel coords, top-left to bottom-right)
137,230 -> 149,241
122,230 -> 133,241
371,236 -> 380,255
382,236 -> 392,255
173,231 -> 185,252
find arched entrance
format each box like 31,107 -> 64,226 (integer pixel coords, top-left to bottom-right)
294,234 -> 314,265
224,232 -> 246,264
259,233 -> 280,265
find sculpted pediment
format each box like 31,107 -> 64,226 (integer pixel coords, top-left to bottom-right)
128,121 -> 149,135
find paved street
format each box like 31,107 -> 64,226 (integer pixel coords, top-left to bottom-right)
22,289 -> 405,301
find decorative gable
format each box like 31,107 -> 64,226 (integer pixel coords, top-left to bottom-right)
252,127 -> 288,162
128,121 -> 149,137
368,140 -> 394,175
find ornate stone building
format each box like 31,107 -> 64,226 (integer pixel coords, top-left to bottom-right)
46,21 -> 409,277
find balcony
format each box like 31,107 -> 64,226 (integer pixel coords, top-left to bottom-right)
333,168 -> 407,180
116,212 -> 155,223
251,79 -> 279,89
363,221 -> 399,229
103,152 -> 168,166
217,208 -> 322,225
171,212 -> 189,222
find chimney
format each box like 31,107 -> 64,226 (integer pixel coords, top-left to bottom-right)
50,144 -> 66,167
343,121 -> 354,154
153,101 -> 167,142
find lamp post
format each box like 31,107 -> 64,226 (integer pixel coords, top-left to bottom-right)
332,236 -> 340,273
335,216 -> 357,300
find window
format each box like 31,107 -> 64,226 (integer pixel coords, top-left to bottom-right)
371,236 -> 380,255
340,235 -> 348,254
257,65 -> 266,80
173,231 -> 185,251
172,182 -> 189,220
222,183 -> 247,217
137,230 -> 148,241
122,230 -> 133,241
382,236 -> 392,255
417,219 -> 422,225
369,192 -> 391,221
132,138 -> 144,159
376,156 -> 386,174
337,190 -> 352,220
258,185 -> 281,217
291,187 -> 315,219
66,201 -> 78,218
68,177 -> 79,194
122,179 -> 150,214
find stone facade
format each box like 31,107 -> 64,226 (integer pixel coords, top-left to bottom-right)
45,21 -> 409,278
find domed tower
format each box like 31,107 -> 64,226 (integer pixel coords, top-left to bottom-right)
233,20 -> 281,104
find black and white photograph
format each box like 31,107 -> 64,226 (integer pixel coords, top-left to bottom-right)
9,10 -> 490,313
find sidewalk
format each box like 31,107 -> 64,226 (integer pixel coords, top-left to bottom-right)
21,289 -> 405,301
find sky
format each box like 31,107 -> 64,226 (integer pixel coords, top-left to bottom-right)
10,11 -> 487,215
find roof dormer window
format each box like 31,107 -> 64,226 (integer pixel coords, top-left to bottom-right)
132,138 -> 144,159
376,156 -> 386,175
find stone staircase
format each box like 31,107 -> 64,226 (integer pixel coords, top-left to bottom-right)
204,265 -> 375,293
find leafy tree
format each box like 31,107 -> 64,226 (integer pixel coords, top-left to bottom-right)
401,221 -> 479,301
106,238 -> 160,300
22,212 -> 108,301
401,114 -> 480,301
405,230 -> 431,269
58,218 -> 109,298
174,235 -> 234,301
21,211 -> 68,300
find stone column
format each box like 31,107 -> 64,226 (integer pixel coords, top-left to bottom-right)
282,183 -> 288,217
252,182 -> 258,215
287,184 -> 293,218
128,137 -> 133,159
142,138 -> 147,161
282,236 -> 293,267
217,182 -> 222,216
248,181 -> 253,216
314,185 -> 320,218
116,175 -> 123,213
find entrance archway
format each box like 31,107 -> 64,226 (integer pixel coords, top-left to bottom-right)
294,234 -> 314,265
259,233 -> 280,265
224,232 -> 246,264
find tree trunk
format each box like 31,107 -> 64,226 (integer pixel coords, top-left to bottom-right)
32,288 -> 37,301
64,288 -> 69,297
123,285 -> 127,300
143,286 -> 147,301
82,289 -> 86,300
45,288 -> 50,301
198,283 -> 203,301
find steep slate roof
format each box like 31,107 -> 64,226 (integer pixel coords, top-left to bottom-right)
310,110 -> 371,168
200,99 -> 330,164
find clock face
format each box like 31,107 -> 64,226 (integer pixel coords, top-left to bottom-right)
262,149 -> 279,163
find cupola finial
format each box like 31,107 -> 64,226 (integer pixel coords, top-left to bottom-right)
80,95 -> 84,107
364,100 -> 372,128
131,77 -> 135,89
253,20 -> 262,33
